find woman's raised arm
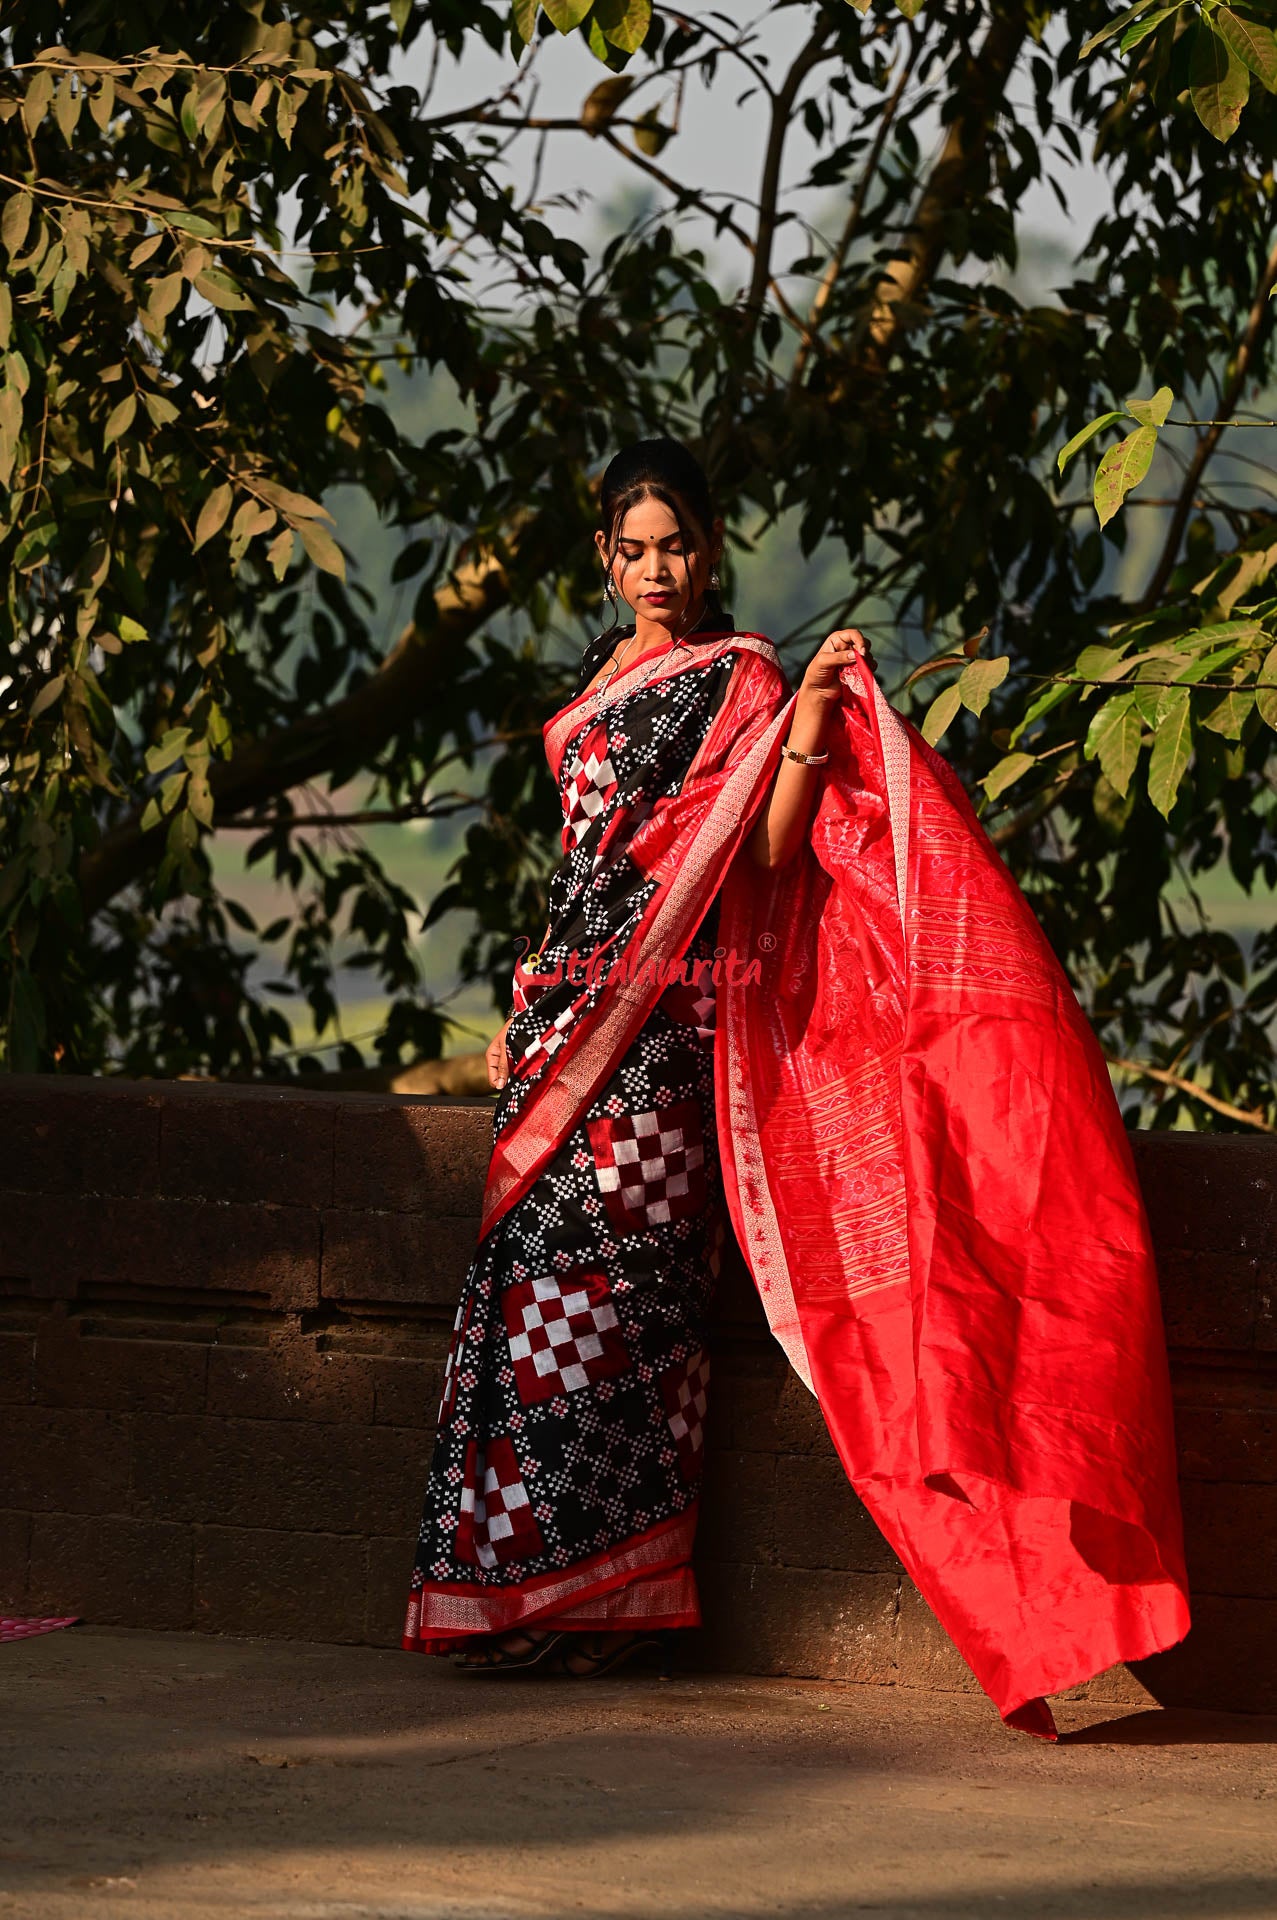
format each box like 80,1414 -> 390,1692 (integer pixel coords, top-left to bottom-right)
746,629 -> 875,870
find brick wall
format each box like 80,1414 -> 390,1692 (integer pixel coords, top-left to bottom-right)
1,1075 -> 1274,1712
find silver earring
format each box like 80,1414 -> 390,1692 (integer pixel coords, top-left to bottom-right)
709,566 -> 721,591
602,573 -> 617,622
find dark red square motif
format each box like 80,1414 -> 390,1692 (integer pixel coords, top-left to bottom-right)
502,1267 -> 630,1405
455,1436 -> 544,1569
562,721 -> 617,850
660,1348 -> 710,1481
586,1099 -> 707,1233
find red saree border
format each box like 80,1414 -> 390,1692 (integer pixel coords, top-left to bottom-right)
402,1507 -> 698,1650
543,627 -> 773,777
479,636 -> 793,1242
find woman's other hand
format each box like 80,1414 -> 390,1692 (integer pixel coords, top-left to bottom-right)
799,628 -> 877,704
487,1018 -> 513,1092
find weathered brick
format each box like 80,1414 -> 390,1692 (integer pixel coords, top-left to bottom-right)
696,1449 -> 777,1566
1179,1480 -> 1277,1599
321,1209 -> 478,1306
693,1563 -> 899,1683
160,1085 -> 336,1208
366,1534 -> 415,1646
129,1413 -> 429,1537
1157,1250 -> 1259,1352
0,1190 -> 320,1308
894,1579 -> 980,1695
1132,1593 -> 1277,1713
368,1353 -> 443,1429
1133,1133 -> 1277,1260
332,1099 -> 492,1217
193,1524 -> 367,1642
0,1331 -> 32,1403
28,1512 -> 192,1629
206,1342 -> 374,1425
0,1509 -> 30,1610
1,1406 -> 130,1513
33,1317 -> 207,1415
773,1454 -> 901,1575
0,1076 -> 162,1198
710,1351 -> 832,1456
1173,1405 -> 1277,1484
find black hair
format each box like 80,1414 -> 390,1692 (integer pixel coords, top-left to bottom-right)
576,437 -> 731,692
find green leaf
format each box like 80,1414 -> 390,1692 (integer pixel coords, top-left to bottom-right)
592,0 -> 652,53
145,273 -> 184,326
1056,410 -> 1127,475
1255,644 -> 1277,733
1215,10 -> 1277,92
1008,677 -> 1074,746
895,0 -> 925,16
542,0 -> 592,29
1085,693 -> 1144,796
194,482 -> 234,551
298,519 -> 346,578
104,394 -> 137,446
1079,0 -> 1164,59
30,674 -> 66,720
512,0 -> 540,46
1120,4 -> 1186,54
1075,643 -> 1130,683
390,0 -> 412,33
956,655 -> 1010,715
1093,424 -> 1157,526
922,681 -> 962,747
22,69 -> 55,137
145,726 -> 191,775
194,268 -> 254,312
254,479 -> 332,521
1146,686 -> 1192,817
633,109 -> 672,156
980,751 -> 1036,801
1190,18 -> 1249,143
118,616 -> 147,645
1125,385 -> 1173,428
1,191 -> 33,261
1200,688 -> 1253,739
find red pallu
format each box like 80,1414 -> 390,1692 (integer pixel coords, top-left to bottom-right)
716,657 -> 1191,1738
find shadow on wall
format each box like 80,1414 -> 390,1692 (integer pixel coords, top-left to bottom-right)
0,1078 -> 1274,1717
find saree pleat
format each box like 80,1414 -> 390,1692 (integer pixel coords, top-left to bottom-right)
403,632 -> 792,1650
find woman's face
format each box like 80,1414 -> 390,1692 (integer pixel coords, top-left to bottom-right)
594,492 -> 722,636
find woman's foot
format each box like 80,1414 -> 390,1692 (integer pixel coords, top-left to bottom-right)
553,1630 -> 668,1679
455,1627 -> 565,1673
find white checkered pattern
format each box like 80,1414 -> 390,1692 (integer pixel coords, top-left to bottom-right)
458,1436 -> 541,1568
504,1270 -> 628,1402
587,1098 -> 706,1232
562,722 -> 617,848
662,1348 -> 710,1479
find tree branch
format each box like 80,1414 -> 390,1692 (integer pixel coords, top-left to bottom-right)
865,6 -> 1027,359
78,547 -> 516,916
1105,1054 -> 1275,1133
743,20 -> 835,321
789,26 -> 922,389
1138,233 -> 1277,611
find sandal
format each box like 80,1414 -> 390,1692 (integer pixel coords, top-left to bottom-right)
454,1627 -> 568,1674
551,1631 -> 669,1680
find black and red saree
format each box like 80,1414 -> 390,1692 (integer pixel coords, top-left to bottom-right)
402,625 -> 1191,1738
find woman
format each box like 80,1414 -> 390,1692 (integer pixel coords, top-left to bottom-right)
402,437 -> 1191,1733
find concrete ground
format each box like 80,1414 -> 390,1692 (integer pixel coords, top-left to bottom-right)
2,1630 -> 1276,1920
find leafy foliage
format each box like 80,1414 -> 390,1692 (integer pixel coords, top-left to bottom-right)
2,0 -> 1277,1135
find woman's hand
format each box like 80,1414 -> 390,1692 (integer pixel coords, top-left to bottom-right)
799,628 -> 877,705
486,1017 -> 513,1092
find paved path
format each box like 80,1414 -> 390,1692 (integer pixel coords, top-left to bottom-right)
2,1628 -> 1276,1919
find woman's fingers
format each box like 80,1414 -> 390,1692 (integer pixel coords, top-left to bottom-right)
821,628 -> 877,671
487,1027 -> 509,1091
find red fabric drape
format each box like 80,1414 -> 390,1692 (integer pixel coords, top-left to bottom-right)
716,658 -> 1190,1738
